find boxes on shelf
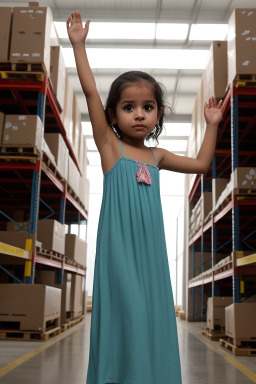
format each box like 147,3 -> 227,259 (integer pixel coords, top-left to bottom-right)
212,178 -> 229,208
50,45 -> 66,112
10,5 -> 53,74
0,284 -> 61,333
61,70 -> 73,143
0,7 -> 13,61
68,155 -> 80,196
0,112 -> 5,145
65,234 -> 87,267
207,297 -> 233,331
72,94 -> 82,161
187,102 -> 197,159
227,9 -> 256,85
204,41 -> 228,102
42,138 -> 57,167
44,133 -> 68,180
3,115 -> 44,152
37,219 -> 65,255
82,135 -> 88,177
225,303 -> 256,341
35,270 -> 56,285
62,272 -> 73,322
71,274 -> 84,318
0,230 -> 35,250
189,252 -> 224,279
79,177 -> 90,212
231,167 -> 256,189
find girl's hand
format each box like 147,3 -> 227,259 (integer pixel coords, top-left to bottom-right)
204,96 -> 223,127
66,10 -> 90,47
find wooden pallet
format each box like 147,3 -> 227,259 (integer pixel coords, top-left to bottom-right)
0,326 -> 61,341
42,151 -> 66,183
36,246 -> 64,261
67,184 -> 86,211
234,74 -> 256,87
61,314 -> 85,332
219,338 -> 256,356
0,62 -> 46,81
202,326 -> 226,341
1,145 -> 41,157
213,261 -> 233,275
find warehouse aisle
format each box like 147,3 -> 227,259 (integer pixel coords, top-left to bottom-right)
0,312 -> 255,384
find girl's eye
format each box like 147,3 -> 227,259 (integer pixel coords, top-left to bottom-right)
145,105 -> 153,111
124,105 -> 133,111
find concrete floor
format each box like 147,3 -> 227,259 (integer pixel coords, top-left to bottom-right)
0,312 -> 255,384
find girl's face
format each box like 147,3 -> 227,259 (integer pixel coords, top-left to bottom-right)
109,81 -> 163,141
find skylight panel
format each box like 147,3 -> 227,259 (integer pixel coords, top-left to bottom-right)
189,24 -> 228,41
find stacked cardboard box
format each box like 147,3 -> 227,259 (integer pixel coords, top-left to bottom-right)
2,115 -> 44,153
65,234 -> 87,267
37,219 -> 66,255
225,303 -> 256,342
10,5 -> 53,74
231,167 -> 256,189
44,133 -> 69,180
228,9 -> 256,84
212,178 -> 229,209
50,45 -> 66,112
0,284 -> 61,333
207,297 -> 233,331
0,7 -> 12,61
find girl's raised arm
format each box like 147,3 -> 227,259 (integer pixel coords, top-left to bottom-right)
66,10 -> 111,152
158,97 -> 223,174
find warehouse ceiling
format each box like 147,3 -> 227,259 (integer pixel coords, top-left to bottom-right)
1,0 -> 256,156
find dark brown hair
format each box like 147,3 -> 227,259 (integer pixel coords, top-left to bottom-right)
104,71 -> 171,145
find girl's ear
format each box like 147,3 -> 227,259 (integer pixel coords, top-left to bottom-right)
157,107 -> 164,123
108,108 -> 117,124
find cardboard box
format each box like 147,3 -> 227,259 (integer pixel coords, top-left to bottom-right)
225,303 -> 256,341
207,297 -> 233,330
0,7 -> 12,61
0,284 -> 61,332
44,133 -> 68,180
61,70 -> 73,142
228,9 -> 256,84
231,167 -> 256,189
35,270 -> 56,285
10,6 -> 53,74
72,94 -> 82,160
0,112 -> 5,145
204,41 -> 228,101
212,178 -> 229,208
37,219 -> 65,255
201,192 -> 212,218
79,177 -> 90,212
3,115 -> 44,152
65,234 -> 87,267
71,274 -> 84,317
0,231 -> 35,250
68,155 -> 80,195
50,45 -> 66,112
42,138 -> 56,167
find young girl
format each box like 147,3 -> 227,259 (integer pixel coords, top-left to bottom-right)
67,11 -> 223,384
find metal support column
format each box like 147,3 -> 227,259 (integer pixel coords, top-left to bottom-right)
231,85 -> 240,303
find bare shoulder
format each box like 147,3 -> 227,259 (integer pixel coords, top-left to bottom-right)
152,147 -> 169,170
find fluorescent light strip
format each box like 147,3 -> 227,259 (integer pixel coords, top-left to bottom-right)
63,47 -> 208,69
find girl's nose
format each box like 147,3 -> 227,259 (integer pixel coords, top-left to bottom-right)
135,108 -> 145,119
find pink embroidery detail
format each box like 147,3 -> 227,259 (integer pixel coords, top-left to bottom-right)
135,161 -> 151,185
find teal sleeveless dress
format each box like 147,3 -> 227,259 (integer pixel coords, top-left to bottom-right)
86,138 -> 182,384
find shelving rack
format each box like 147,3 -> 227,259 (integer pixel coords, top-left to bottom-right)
0,76 -> 88,285
188,83 -> 256,321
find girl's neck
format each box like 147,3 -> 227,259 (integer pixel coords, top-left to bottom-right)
120,136 -> 146,149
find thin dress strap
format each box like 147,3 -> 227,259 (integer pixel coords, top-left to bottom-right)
118,138 -> 124,157
150,147 -> 158,167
